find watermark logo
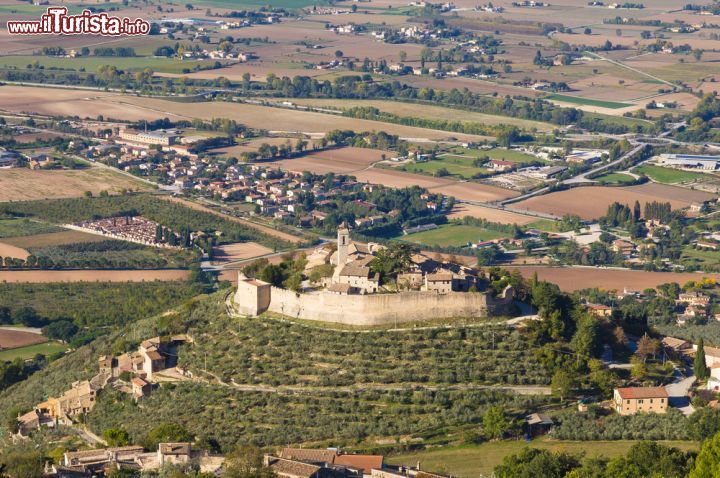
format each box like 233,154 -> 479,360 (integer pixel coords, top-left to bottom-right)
7,7 -> 150,36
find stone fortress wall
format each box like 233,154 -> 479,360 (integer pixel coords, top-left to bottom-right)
234,276 -> 515,326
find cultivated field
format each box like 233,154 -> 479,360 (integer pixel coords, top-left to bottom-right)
0,342 -> 68,361
269,147 -> 389,174
0,241 -> 29,260
0,85 -> 488,141
278,98 -> 555,131
1,230 -> 107,249
634,164 -> 709,184
448,204 -> 540,225
0,269 -> 190,283
513,183 -> 716,220
354,168 -> 518,202
401,224 -> 506,247
512,266 -> 719,292
0,328 -> 47,350
0,167 -> 150,202
211,242 -> 273,266
120,97 -> 487,141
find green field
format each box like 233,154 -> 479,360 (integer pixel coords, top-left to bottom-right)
594,172 -> 636,184
0,342 -> 68,361
680,246 -> 720,268
0,218 -> 63,238
526,219 -> 560,232
448,148 -> 542,164
387,439 -> 699,477
546,94 -> 633,109
0,56 -> 210,74
401,224 -> 506,247
402,148 -> 542,179
635,164 -> 707,184
401,157 -> 490,179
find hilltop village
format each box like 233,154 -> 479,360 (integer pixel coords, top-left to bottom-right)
233,222 -> 515,325
4,0 -> 720,475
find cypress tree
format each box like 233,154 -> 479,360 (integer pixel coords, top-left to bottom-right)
695,338 -> 710,380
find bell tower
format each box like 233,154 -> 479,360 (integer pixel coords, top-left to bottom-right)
337,222 -> 350,265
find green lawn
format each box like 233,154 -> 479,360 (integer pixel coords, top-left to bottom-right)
387,439 -> 699,477
401,157 -> 489,180
582,112 -> 652,129
0,56 -> 210,74
401,224 -> 506,247
0,342 -> 68,361
546,94 -> 633,109
526,219 -> 560,232
635,164 -> 707,184
595,172 -> 636,184
0,218 -> 63,239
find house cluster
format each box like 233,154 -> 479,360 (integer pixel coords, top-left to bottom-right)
265,448 -> 446,478
47,442 -> 223,475
102,335 -> 192,399
68,216 -> 183,249
476,3 -> 505,12
17,378 -> 105,437
17,336 -> 191,437
89,139 -> 217,187
675,291 -> 716,326
308,223 -> 482,295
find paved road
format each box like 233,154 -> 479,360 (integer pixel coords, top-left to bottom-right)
665,371 -> 696,416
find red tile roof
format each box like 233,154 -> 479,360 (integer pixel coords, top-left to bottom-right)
335,454 -> 384,473
615,387 -> 668,399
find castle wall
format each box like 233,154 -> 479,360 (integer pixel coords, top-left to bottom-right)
261,286 -> 514,326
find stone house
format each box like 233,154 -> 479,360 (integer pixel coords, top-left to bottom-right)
158,443 -> 192,466
424,272 -> 453,294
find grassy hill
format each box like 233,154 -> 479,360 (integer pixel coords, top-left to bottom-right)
0,291 -> 550,452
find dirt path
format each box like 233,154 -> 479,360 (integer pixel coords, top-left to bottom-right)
161,196 -> 305,244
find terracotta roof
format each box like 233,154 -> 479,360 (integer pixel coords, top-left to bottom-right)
270,458 -> 322,478
280,448 -> 336,463
131,377 -> 148,387
615,387 -> 668,399
334,454 -> 384,473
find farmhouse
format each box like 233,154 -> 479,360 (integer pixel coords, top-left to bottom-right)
613,387 -> 668,415
677,291 -> 710,306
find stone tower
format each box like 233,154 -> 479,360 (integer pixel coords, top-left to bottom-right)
337,222 -> 350,265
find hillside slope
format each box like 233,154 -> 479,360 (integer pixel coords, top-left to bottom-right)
1,291 -> 549,451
